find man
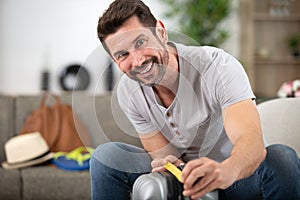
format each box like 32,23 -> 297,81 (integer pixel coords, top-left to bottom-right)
90,0 -> 300,199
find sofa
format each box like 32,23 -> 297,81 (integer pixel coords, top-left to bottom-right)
257,97 -> 300,156
0,92 -> 142,200
1,92 -> 299,200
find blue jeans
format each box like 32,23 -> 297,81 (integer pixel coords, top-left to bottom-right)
90,143 -> 300,200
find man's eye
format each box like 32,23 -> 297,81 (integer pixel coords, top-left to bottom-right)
116,52 -> 128,60
136,38 -> 146,48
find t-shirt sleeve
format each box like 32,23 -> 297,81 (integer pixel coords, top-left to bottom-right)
206,50 -> 255,109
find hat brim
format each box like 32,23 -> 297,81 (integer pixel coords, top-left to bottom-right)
1,152 -> 54,169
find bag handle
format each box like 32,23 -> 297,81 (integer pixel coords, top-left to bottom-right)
39,92 -> 62,108
39,92 -> 63,150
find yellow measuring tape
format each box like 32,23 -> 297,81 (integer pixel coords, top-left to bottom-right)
164,162 -> 182,182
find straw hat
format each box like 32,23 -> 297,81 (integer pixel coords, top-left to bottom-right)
1,132 -> 54,169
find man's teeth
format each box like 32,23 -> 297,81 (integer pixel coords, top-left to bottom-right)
140,63 -> 153,74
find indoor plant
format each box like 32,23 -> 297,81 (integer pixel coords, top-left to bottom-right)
288,35 -> 300,58
160,0 -> 231,47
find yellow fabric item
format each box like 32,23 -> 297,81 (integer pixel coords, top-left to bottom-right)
53,146 -> 94,166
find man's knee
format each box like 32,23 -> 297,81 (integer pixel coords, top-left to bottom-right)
92,142 -> 123,160
266,144 -> 299,161
90,142 -> 118,173
265,144 -> 299,173
90,142 -> 152,173
90,142 -> 129,171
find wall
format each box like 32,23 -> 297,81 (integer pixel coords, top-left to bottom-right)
0,0 -> 240,95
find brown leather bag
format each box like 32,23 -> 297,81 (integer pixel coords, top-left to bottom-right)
19,93 -> 90,152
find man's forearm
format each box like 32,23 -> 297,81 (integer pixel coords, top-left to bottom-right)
147,143 -> 181,160
139,131 -> 181,160
223,133 -> 266,180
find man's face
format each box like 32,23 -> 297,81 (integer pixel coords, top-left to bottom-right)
105,17 -> 169,86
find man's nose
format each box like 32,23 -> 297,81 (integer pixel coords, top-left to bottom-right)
129,50 -> 146,67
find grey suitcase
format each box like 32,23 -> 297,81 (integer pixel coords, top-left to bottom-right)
132,171 -> 218,200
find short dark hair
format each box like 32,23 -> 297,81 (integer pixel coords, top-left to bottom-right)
97,0 -> 157,43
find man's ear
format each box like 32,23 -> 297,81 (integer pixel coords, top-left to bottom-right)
155,20 -> 168,44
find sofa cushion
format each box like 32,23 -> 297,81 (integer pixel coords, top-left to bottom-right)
257,97 -> 300,155
0,168 -> 22,200
15,93 -> 142,149
93,93 -> 142,147
70,92 -> 142,147
21,166 -> 90,200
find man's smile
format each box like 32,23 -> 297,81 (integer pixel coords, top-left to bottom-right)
130,58 -> 155,77
139,62 -> 153,74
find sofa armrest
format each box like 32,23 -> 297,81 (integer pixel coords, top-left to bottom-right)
0,95 -> 15,162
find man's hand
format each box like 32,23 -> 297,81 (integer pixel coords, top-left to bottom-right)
151,155 -> 183,172
181,157 -> 238,199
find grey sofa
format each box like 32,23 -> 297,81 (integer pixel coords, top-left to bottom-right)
1,93 -> 299,200
0,92 -> 142,200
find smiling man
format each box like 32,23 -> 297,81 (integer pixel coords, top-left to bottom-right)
90,0 -> 300,199
106,19 -> 172,87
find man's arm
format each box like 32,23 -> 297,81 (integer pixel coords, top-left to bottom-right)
222,99 -> 266,179
181,99 -> 266,199
139,131 -> 183,171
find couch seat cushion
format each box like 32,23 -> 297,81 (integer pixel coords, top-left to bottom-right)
21,166 -> 90,200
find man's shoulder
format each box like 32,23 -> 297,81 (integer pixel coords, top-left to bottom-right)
174,42 -> 227,75
175,43 -> 226,66
174,42 -> 225,57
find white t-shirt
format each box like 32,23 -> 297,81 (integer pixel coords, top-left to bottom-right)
117,42 -> 255,162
